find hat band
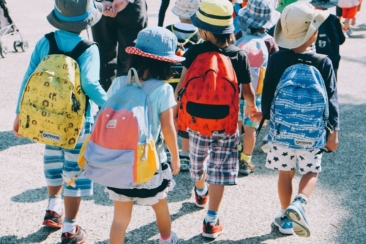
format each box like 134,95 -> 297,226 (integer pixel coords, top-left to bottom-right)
198,8 -> 232,20
53,3 -> 95,22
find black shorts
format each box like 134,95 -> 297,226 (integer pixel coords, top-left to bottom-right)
336,6 -> 342,17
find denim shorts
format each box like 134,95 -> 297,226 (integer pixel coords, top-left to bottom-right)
238,95 -> 262,128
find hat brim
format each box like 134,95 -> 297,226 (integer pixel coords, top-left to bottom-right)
171,5 -> 195,19
190,13 -> 234,34
276,0 -> 311,12
238,7 -> 280,30
125,46 -> 186,63
310,0 -> 338,8
47,2 -> 103,32
274,10 -> 329,49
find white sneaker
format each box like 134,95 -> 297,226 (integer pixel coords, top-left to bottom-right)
159,232 -> 180,244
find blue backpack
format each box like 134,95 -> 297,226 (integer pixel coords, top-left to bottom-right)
267,55 -> 329,150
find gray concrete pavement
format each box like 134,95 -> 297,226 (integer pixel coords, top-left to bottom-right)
1,1 -> 366,243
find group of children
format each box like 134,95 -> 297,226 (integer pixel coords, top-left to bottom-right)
12,0 -> 342,243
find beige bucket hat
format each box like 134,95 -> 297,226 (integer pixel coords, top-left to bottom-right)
274,2 -> 329,49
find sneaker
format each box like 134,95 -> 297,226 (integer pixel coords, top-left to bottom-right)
285,199 -> 311,237
194,187 -> 209,208
202,219 -> 224,238
159,232 -> 180,244
343,30 -> 349,38
61,225 -> 87,244
261,142 -> 270,153
42,210 -> 63,228
179,154 -> 190,172
274,214 -> 294,235
347,28 -> 353,36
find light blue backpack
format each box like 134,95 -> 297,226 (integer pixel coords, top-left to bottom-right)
267,57 -> 329,150
83,68 -> 165,188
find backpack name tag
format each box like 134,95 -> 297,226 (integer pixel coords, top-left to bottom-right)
294,139 -> 314,147
42,132 -> 61,142
106,119 -> 117,129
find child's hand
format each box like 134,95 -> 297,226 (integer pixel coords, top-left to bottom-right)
101,1 -> 118,17
250,111 -> 263,124
244,105 -> 258,119
170,157 -> 180,175
13,114 -> 22,138
325,130 -> 338,151
112,0 -> 129,12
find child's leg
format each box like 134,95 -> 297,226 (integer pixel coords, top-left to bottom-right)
243,125 -> 256,155
208,184 -> 225,212
110,201 -> 134,244
181,137 -> 189,153
151,198 -> 172,239
298,172 -> 318,198
180,136 -> 191,171
344,18 -> 351,31
278,170 -> 296,209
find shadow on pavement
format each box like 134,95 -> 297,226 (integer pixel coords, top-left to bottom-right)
0,226 -> 59,244
11,186 -> 48,203
0,131 -> 34,151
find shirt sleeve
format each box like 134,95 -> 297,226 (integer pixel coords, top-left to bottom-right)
15,37 -> 48,114
78,44 -> 107,108
235,51 -> 252,85
319,58 -> 340,130
157,84 -> 177,115
261,55 -> 278,119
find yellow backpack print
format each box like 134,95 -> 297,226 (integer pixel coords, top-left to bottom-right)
18,32 -> 94,149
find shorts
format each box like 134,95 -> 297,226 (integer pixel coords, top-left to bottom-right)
238,95 -> 262,128
188,130 -> 239,185
43,122 -> 93,197
265,143 -> 323,175
342,6 -> 358,19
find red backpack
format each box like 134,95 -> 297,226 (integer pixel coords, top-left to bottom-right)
177,52 -> 239,136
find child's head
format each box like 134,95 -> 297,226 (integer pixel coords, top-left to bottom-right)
238,0 -> 280,33
125,27 -> 185,80
274,2 -> 329,49
47,0 -> 103,33
171,0 -> 200,23
276,0 -> 311,13
190,0 -> 234,46
309,0 -> 338,10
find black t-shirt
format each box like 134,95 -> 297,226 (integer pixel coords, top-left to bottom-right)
261,50 -> 339,130
183,41 -> 252,85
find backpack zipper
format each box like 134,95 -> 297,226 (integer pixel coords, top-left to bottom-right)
25,115 -> 30,128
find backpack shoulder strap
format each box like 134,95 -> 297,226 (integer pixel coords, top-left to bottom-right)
68,39 -> 96,61
45,32 -> 63,55
141,79 -> 166,95
283,50 -> 326,70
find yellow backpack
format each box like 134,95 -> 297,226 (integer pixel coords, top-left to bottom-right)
18,32 -> 94,149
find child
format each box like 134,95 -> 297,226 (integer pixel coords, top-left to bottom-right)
310,0 -> 346,78
105,27 -> 181,244
338,0 -> 361,36
253,2 -> 339,237
166,0 -> 201,171
175,0 -> 256,238
235,0 -> 279,174
12,0 -> 107,243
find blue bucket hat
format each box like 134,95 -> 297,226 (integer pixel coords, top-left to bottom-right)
310,0 -> 338,8
238,0 -> 280,31
125,27 -> 186,63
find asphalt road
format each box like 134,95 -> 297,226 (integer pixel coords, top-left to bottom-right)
0,1 -> 366,243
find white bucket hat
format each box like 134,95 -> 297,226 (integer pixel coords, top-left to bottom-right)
274,2 -> 329,49
171,0 -> 200,19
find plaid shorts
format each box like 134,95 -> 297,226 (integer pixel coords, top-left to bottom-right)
43,122 -> 93,197
188,130 -> 239,185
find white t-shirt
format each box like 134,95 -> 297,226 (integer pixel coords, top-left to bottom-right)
338,0 -> 359,8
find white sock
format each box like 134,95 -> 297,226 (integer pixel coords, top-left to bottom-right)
296,194 -> 309,207
62,218 -> 77,233
47,195 -> 63,214
196,184 -> 208,196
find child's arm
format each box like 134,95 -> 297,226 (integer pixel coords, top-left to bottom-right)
161,108 -> 180,175
242,83 -> 258,118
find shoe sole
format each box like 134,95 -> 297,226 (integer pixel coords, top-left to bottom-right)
195,202 -> 207,208
202,230 -> 224,239
273,221 -> 294,235
61,236 -> 87,244
43,220 -> 62,228
285,208 -> 310,237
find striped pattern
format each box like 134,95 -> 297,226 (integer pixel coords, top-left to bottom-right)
44,122 -> 93,197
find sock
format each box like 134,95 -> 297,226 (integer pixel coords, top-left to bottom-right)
47,195 -> 62,214
179,151 -> 189,157
295,194 -> 309,207
196,184 -> 208,196
240,153 -> 252,163
279,209 -> 286,218
205,210 -> 218,225
160,234 -> 171,241
62,218 -> 77,233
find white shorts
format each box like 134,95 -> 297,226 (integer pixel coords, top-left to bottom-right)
265,143 -> 323,175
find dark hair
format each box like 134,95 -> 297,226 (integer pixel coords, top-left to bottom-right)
127,55 -> 172,80
212,33 -> 232,46
249,27 -> 266,34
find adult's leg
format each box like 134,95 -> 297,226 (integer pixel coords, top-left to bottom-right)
116,31 -> 140,76
158,0 -> 170,27
110,201 -> 134,244
91,15 -> 118,91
